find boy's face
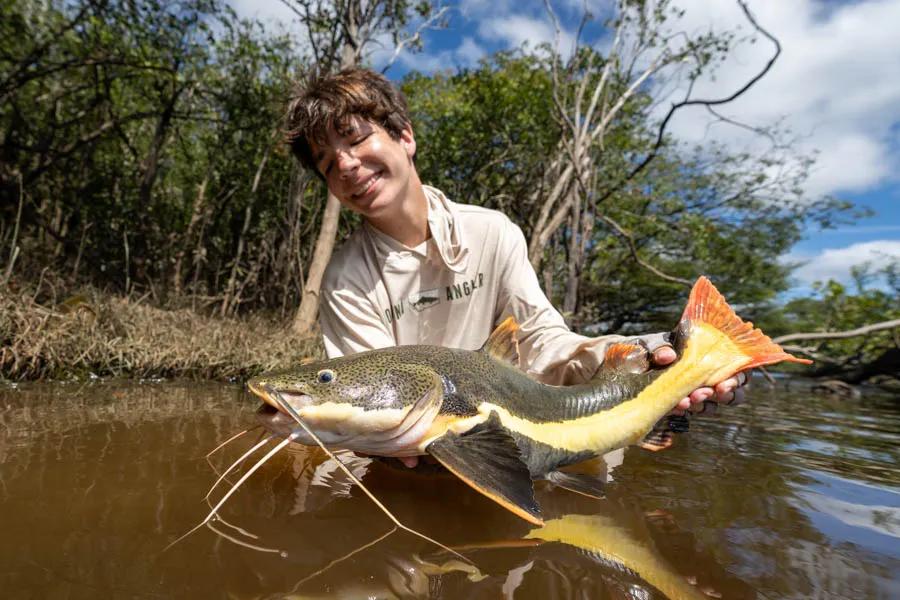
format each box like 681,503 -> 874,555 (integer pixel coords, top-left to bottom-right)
311,117 -> 417,220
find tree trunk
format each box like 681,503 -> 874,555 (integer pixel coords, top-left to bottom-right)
292,191 -> 341,335
138,88 -> 180,209
562,189 -> 581,317
291,26 -> 360,336
221,145 -> 271,317
171,172 -> 209,296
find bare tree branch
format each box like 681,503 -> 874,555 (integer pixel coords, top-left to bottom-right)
597,213 -> 692,286
773,319 -> 900,344
380,6 -> 449,72
593,0 -> 780,207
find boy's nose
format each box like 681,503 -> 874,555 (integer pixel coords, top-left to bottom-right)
336,149 -> 360,176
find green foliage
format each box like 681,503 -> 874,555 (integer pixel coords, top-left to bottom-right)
402,52 -> 560,225
1,0 -> 317,315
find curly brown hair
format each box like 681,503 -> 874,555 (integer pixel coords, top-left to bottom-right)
284,68 -> 413,175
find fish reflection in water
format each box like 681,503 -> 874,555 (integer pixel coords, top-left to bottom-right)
206,445 -> 750,599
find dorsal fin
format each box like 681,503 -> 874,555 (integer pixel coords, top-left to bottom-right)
480,316 -> 520,365
601,342 -> 650,374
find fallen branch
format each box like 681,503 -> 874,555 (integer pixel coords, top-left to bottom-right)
773,319 -> 900,344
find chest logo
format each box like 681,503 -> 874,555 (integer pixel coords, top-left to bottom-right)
409,288 -> 441,312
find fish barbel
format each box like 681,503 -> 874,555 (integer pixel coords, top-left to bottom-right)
249,277 -> 810,524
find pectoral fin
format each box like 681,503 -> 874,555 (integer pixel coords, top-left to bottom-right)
601,342 -> 651,374
426,414 -> 542,525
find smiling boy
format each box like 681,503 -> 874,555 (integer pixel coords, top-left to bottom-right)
285,69 -> 747,447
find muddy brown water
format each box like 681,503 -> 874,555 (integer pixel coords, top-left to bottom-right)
0,380 -> 898,599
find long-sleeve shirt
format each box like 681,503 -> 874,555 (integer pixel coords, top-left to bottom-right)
318,185 -> 625,385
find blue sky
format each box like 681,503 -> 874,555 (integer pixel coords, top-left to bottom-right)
233,0 -> 900,297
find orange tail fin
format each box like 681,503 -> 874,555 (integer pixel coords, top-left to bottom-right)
678,277 -> 812,372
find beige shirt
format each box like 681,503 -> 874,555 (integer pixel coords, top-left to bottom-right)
319,186 -> 624,384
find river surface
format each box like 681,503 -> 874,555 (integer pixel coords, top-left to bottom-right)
0,379 -> 898,599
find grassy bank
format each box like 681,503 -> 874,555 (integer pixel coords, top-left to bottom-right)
0,285 -> 323,381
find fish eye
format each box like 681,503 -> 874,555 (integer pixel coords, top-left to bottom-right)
316,369 -> 335,384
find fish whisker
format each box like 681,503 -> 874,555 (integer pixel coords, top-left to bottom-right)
290,526 -> 399,591
204,435 -> 273,502
164,433 -> 293,553
264,386 -> 472,565
205,425 -> 261,459
203,488 -> 260,541
207,520 -> 285,555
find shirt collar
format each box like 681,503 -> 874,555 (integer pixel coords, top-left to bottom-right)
362,185 -> 470,274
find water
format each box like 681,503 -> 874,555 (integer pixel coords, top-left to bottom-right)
0,380 -> 897,599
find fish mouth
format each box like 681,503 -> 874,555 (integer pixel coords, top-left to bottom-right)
255,404 -> 301,439
247,380 -> 312,413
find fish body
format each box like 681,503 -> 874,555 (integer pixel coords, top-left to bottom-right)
255,342 -> 655,470
250,277 -> 809,524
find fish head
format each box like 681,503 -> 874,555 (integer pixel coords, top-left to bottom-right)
248,350 -> 444,456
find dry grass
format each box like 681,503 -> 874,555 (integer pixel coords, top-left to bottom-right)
0,285 -> 323,381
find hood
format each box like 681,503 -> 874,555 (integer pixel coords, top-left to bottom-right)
424,185 -> 470,274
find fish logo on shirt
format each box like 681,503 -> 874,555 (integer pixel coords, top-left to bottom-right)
408,288 -> 441,313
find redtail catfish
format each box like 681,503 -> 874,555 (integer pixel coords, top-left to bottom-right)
249,277 -> 810,524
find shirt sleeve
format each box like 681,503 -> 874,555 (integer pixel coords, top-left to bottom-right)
319,282 -> 396,359
495,220 -> 625,385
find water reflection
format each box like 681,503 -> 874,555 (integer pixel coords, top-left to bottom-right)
0,380 -> 898,599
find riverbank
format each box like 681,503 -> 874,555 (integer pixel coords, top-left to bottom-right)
0,285 -> 322,381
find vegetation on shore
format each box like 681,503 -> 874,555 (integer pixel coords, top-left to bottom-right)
0,280 -> 322,381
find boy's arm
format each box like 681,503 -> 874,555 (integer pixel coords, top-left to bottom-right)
494,221 -> 627,385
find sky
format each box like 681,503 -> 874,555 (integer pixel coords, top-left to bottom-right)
231,0 -> 899,298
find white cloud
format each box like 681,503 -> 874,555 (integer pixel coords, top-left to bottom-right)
456,36 -> 486,65
659,0 -> 900,197
380,37 -> 486,73
229,0 -> 299,28
477,14 -> 575,54
790,239 -> 900,286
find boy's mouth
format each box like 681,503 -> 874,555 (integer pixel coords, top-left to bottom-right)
350,172 -> 381,200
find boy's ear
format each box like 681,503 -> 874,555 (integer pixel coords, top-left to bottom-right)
400,125 -> 416,159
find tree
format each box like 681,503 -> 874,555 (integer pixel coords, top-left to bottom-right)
0,0 -> 302,310
402,47 -> 853,334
